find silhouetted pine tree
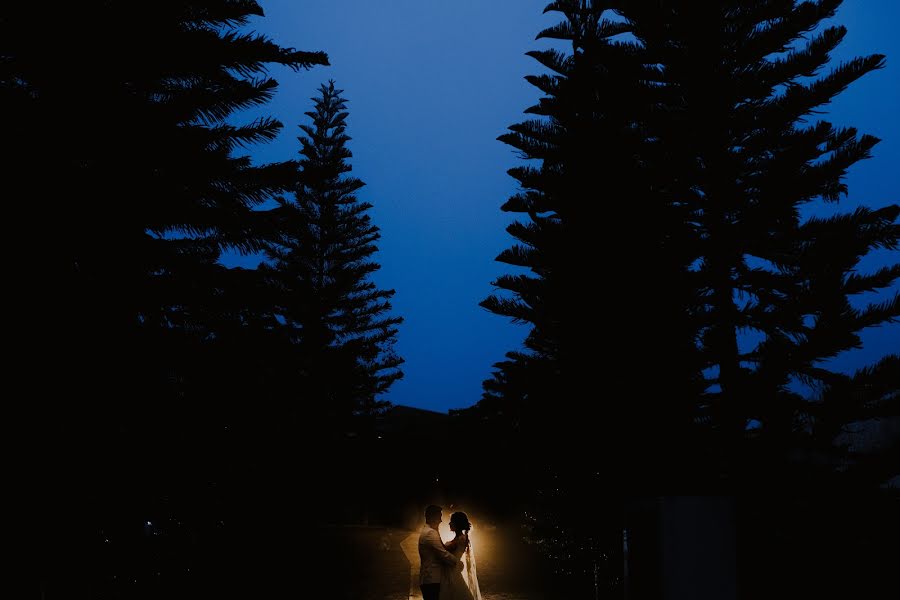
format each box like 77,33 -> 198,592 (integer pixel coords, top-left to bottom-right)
479,1 -> 897,591
623,0 -> 898,483
265,81 -> 403,436
479,1 -> 703,483
622,5 -> 899,594
477,2 -> 699,594
7,1 -> 327,437
5,3 -> 327,596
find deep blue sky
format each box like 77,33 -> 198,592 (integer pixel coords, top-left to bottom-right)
231,0 -> 898,413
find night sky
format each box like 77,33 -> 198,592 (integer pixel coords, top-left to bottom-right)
228,0 -> 899,413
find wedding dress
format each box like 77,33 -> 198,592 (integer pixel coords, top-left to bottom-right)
439,532 -> 483,600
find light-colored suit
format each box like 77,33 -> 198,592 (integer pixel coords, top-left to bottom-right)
418,526 -> 459,585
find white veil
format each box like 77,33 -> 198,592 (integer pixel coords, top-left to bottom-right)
462,530 -> 483,600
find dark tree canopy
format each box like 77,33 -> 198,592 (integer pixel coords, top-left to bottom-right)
621,0 -> 898,484
479,0 -> 898,486
479,0 -> 703,487
5,0 -> 329,426
475,1 -> 898,593
5,3 -> 330,597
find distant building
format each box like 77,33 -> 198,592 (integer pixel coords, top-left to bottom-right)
833,416 -> 900,454
376,405 -> 450,439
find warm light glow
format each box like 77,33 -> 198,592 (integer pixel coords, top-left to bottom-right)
438,521 -> 454,544
438,517 -> 489,566
403,516 -> 493,599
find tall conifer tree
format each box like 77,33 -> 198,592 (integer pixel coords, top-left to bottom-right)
266,81 -> 403,434
623,0 -> 898,481
480,0 -> 702,483
480,1 -> 897,590
5,3 -> 327,595
5,0 -> 328,428
477,2 -> 695,594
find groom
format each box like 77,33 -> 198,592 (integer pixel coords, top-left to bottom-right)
418,504 -> 460,600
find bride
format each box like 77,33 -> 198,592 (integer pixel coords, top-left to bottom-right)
440,512 -> 483,600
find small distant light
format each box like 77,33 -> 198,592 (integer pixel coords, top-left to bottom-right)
146,521 -> 152,526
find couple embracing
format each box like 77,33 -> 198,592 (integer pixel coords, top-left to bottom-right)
417,505 -> 482,600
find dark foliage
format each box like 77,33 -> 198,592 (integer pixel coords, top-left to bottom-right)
263,81 -> 403,436
474,0 -> 898,595
5,2 -> 330,597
